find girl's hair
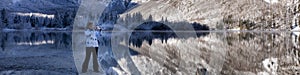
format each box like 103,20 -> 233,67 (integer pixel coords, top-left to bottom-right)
86,22 -> 94,29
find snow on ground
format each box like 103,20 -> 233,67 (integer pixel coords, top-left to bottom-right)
16,40 -> 54,45
262,57 -> 278,75
14,12 -> 55,18
264,0 -> 279,4
292,26 -> 300,36
131,0 -> 150,4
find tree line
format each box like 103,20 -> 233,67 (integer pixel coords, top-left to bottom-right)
0,8 -> 76,30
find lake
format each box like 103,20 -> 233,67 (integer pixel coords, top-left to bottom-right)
0,31 -> 299,75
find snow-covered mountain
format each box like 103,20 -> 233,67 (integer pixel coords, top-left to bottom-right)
0,0 -> 79,13
119,0 -> 300,30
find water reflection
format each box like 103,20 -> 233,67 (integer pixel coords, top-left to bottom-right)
221,31 -> 300,75
125,31 -> 300,74
0,30 -> 299,74
129,22 -> 210,48
0,31 -> 76,75
0,31 -> 72,51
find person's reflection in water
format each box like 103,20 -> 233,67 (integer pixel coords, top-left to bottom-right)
82,22 -> 101,73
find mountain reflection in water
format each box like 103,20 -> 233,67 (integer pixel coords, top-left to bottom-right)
0,31 -> 299,74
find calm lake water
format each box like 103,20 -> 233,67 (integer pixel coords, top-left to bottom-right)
0,31 -> 299,74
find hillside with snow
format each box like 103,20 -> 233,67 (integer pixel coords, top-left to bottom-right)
0,0 -> 79,30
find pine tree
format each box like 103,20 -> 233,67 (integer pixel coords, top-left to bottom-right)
1,9 -> 6,21
147,15 -> 153,21
0,11 -> 2,28
63,12 -> 71,28
1,9 -> 8,28
13,16 -> 21,24
48,18 -> 53,28
42,18 -> 47,27
30,16 -> 36,28
54,13 -> 63,28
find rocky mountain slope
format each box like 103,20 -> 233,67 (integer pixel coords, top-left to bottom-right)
119,0 -> 300,30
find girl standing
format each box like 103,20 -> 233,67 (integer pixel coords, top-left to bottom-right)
82,22 -> 101,73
